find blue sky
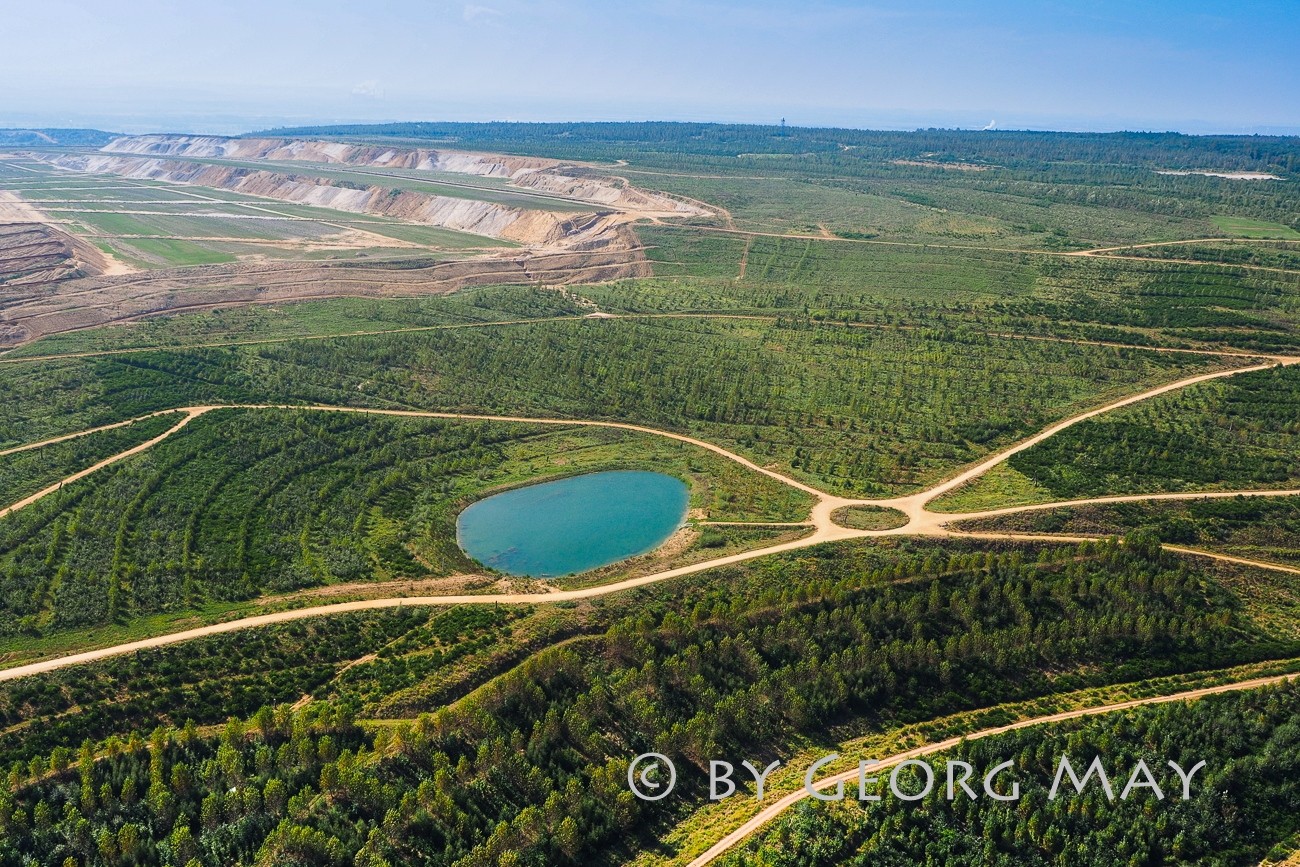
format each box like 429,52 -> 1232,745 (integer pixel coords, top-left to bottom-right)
4,0 -> 1297,134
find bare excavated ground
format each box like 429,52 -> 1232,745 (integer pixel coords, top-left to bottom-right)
0,221 -> 124,295
0,231 -> 650,347
43,135 -> 707,249
0,135 -> 709,346
0,223 -> 82,288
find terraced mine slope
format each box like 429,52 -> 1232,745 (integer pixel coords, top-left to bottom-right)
0,135 -> 707,346
0,223 -> 95,286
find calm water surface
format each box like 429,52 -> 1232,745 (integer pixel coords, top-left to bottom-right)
456,470 -> 690,577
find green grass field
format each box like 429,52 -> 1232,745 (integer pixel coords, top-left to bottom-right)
830,504 -> 909,529
110,236 -> 236,266
0,160 -> 512,267
134,153 -> 597,212
1212,215 -> 1300,239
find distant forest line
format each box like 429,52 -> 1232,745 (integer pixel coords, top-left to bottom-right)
251,122 -> 1300,173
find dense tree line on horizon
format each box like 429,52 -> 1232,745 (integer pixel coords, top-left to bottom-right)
246,123 -> 1300,231
252,122 -> 1300,174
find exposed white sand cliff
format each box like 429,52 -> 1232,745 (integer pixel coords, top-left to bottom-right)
39,135 -> 706,250
2,134 -> 706,346
98,134 -> 704,221
48,153 -> 613,247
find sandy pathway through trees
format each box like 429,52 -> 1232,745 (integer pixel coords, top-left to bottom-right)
946,488 -> 1300,523
685,670 -> 1300,866
865,356 -> 1298,534
0,409 -> 189,456
0,410 -> 205,519
2,346 -> 1299,679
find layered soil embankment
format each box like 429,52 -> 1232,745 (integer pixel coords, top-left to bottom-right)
0,240 -> 649,347
1,135 -> 703,346
50,152 -> 619,248
100,135 -> 702,215
0,222 -> 118,287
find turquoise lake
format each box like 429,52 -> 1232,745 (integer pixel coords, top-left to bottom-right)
456,470 -> 690,577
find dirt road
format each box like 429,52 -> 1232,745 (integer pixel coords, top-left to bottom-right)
685,670 -> 1300,866
0,529 -> 839,683
871,356 -> 1297,535
0,410 -> 204,519
948,488 -> 1300,524
3,343 -> 1299,679
0,409 -> 188,456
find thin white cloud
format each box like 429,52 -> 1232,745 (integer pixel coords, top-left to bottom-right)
351,80 -> 384,99
646,1 -> 902,33
463,4 -> 503,24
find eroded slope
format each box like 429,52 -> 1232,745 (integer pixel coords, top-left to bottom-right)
100,134 -> 699,213
0,134 -> 706,346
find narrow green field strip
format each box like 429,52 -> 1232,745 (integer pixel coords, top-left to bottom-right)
126,153 -> 596,212
50,209 -> 337,240
30,201 -> 264,213
340,220 -> 511,248
107,237 -> 238,267
86,183 -> 507,246
1212,215 -> 1300,240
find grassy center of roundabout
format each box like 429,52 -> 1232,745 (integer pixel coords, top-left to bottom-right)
830,504 -> 910,531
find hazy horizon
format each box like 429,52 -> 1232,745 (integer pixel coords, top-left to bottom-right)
3,0 -> 1298,137
6,109 -> 1300,139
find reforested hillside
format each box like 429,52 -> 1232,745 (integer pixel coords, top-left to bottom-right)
2,540 -> 1298,866
3,120 -> 1298,866
723,681 -> 1300,867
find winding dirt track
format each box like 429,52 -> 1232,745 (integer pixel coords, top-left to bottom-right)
881,358 -> 1294,529
2,333 -> 1299,864
1,347 -> 1298,682
0,410 -> 200,519
0,409 -> 187,456
685,670 -> 1300,867
948,488 -> 1300,523
1163,545 -> 1300,575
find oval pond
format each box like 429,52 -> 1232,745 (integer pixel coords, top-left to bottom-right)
456,470 -> 690,577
